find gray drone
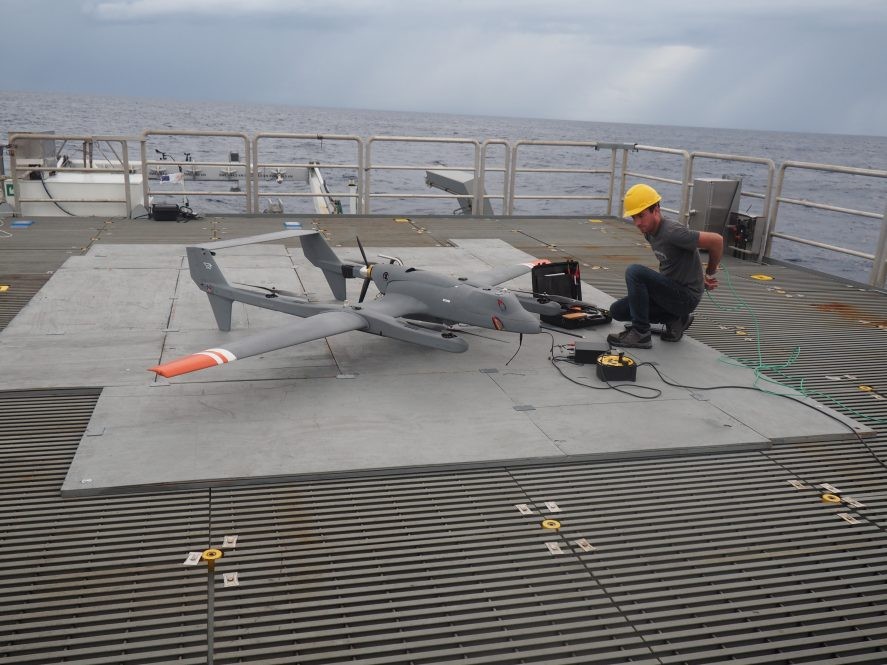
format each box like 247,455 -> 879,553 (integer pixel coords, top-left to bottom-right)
150,229 -> 564,378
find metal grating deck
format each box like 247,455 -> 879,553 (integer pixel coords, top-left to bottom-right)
1,215 -> 886,664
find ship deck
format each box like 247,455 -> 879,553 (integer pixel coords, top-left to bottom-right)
2,213 -> 887,664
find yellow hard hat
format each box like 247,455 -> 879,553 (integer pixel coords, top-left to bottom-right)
623,184 -> 662,217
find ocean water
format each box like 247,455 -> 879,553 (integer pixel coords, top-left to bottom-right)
2,90 -> 886,283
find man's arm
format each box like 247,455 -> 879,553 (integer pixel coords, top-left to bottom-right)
697,231 -> 724,290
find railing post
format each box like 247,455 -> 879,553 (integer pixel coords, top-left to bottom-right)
356,137 -> 365,215
250,134 -> 259,214
679,153 -> 692,225
476,139 -> 507,217
139,137 -> 149,212
873,202 -> 887,288
364,139 -> 372,215
473,142 -> 483,217
506,142 -> 518,216
121,141 -> 132,218
756,162 -> 776,263
605,147 -> 616,217
763,164 -> 787,259
502,141 -> 512,217
9,140 -> 21,217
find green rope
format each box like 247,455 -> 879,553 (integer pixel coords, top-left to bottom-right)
703,267 -> 887,427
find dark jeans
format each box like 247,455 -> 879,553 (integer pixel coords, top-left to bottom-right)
609,264 -> 699,333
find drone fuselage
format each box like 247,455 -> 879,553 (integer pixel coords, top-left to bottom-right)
372,265 -> 540,333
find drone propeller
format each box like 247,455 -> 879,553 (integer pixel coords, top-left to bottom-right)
355,236 -> 374,303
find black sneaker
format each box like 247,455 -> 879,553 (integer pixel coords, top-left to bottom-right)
662,313 -> 694,342
607,327 -> 652,349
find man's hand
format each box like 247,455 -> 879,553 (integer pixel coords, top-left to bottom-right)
697,231 -> 723,292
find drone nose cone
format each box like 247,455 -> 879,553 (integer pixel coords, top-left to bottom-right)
507,311 -> 542,334
493,296 -> 541,333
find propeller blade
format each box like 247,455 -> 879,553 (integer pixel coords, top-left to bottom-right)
356,236 -> 369,266
358,277 -> 371,303
354,236 -> 375,303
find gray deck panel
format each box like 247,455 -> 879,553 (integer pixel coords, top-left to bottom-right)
0,330 -> 163,390
524,399 -> 769,455
4,239 -> 858,495
3,214 -> 887,664
3,266 -> 179,334
63,373 -> 564,493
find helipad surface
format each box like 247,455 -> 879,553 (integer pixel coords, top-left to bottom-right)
0,238 -> 869,496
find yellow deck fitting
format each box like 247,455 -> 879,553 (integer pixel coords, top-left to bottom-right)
542,519 -> 561,530
201,548 -> 223,561
750,274 -> 774,281
821,493 -> 842,504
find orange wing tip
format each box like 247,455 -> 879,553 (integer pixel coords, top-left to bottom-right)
149,348 -> 237,378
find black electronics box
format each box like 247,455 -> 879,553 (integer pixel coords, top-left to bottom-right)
151,203 -> 180,221
574,340 -> 608,364
531,260 -> 611,329
596,353 -> 637,382
532,260 -> 581,300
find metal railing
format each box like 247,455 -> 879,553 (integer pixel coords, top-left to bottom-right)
506,140 -> 625,216
7,133 -> 137,217
765,160 -> 887,286
364,136 -> 481,214
479,139 -> 509,215
4,129 -> 885,286
251,133 -> 363,215
616,149 -> 887,287
140,130 -> 253,213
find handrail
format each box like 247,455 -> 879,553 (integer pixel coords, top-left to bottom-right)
140,130 -> 252,213
766,160 -> 887,286
365,136 -> 481,214
480,139 -> 511,216
8,132 -> 136,217
471,139 -> 507,217
507,140 -> 617,216
3,130 -> 884,286
252,133 -> 363,214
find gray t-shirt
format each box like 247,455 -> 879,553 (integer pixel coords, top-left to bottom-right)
645,217 -> 704,299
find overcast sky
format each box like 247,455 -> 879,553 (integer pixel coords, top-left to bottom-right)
5,0 -> 886,136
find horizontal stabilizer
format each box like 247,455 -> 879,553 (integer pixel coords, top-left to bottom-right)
194,229 -> 318,250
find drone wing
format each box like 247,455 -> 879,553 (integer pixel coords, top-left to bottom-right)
149,310 -> 367,378
461,259 -> 550,288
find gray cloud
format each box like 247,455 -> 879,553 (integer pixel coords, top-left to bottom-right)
2,0 -> 883,135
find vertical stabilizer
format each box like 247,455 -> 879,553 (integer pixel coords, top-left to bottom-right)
187,246 -> 229,287
207,294 -> 233,331
186,246 -> 234,331
299,233 -> 349,300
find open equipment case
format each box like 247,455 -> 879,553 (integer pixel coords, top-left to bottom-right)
531,260 -> 611,329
